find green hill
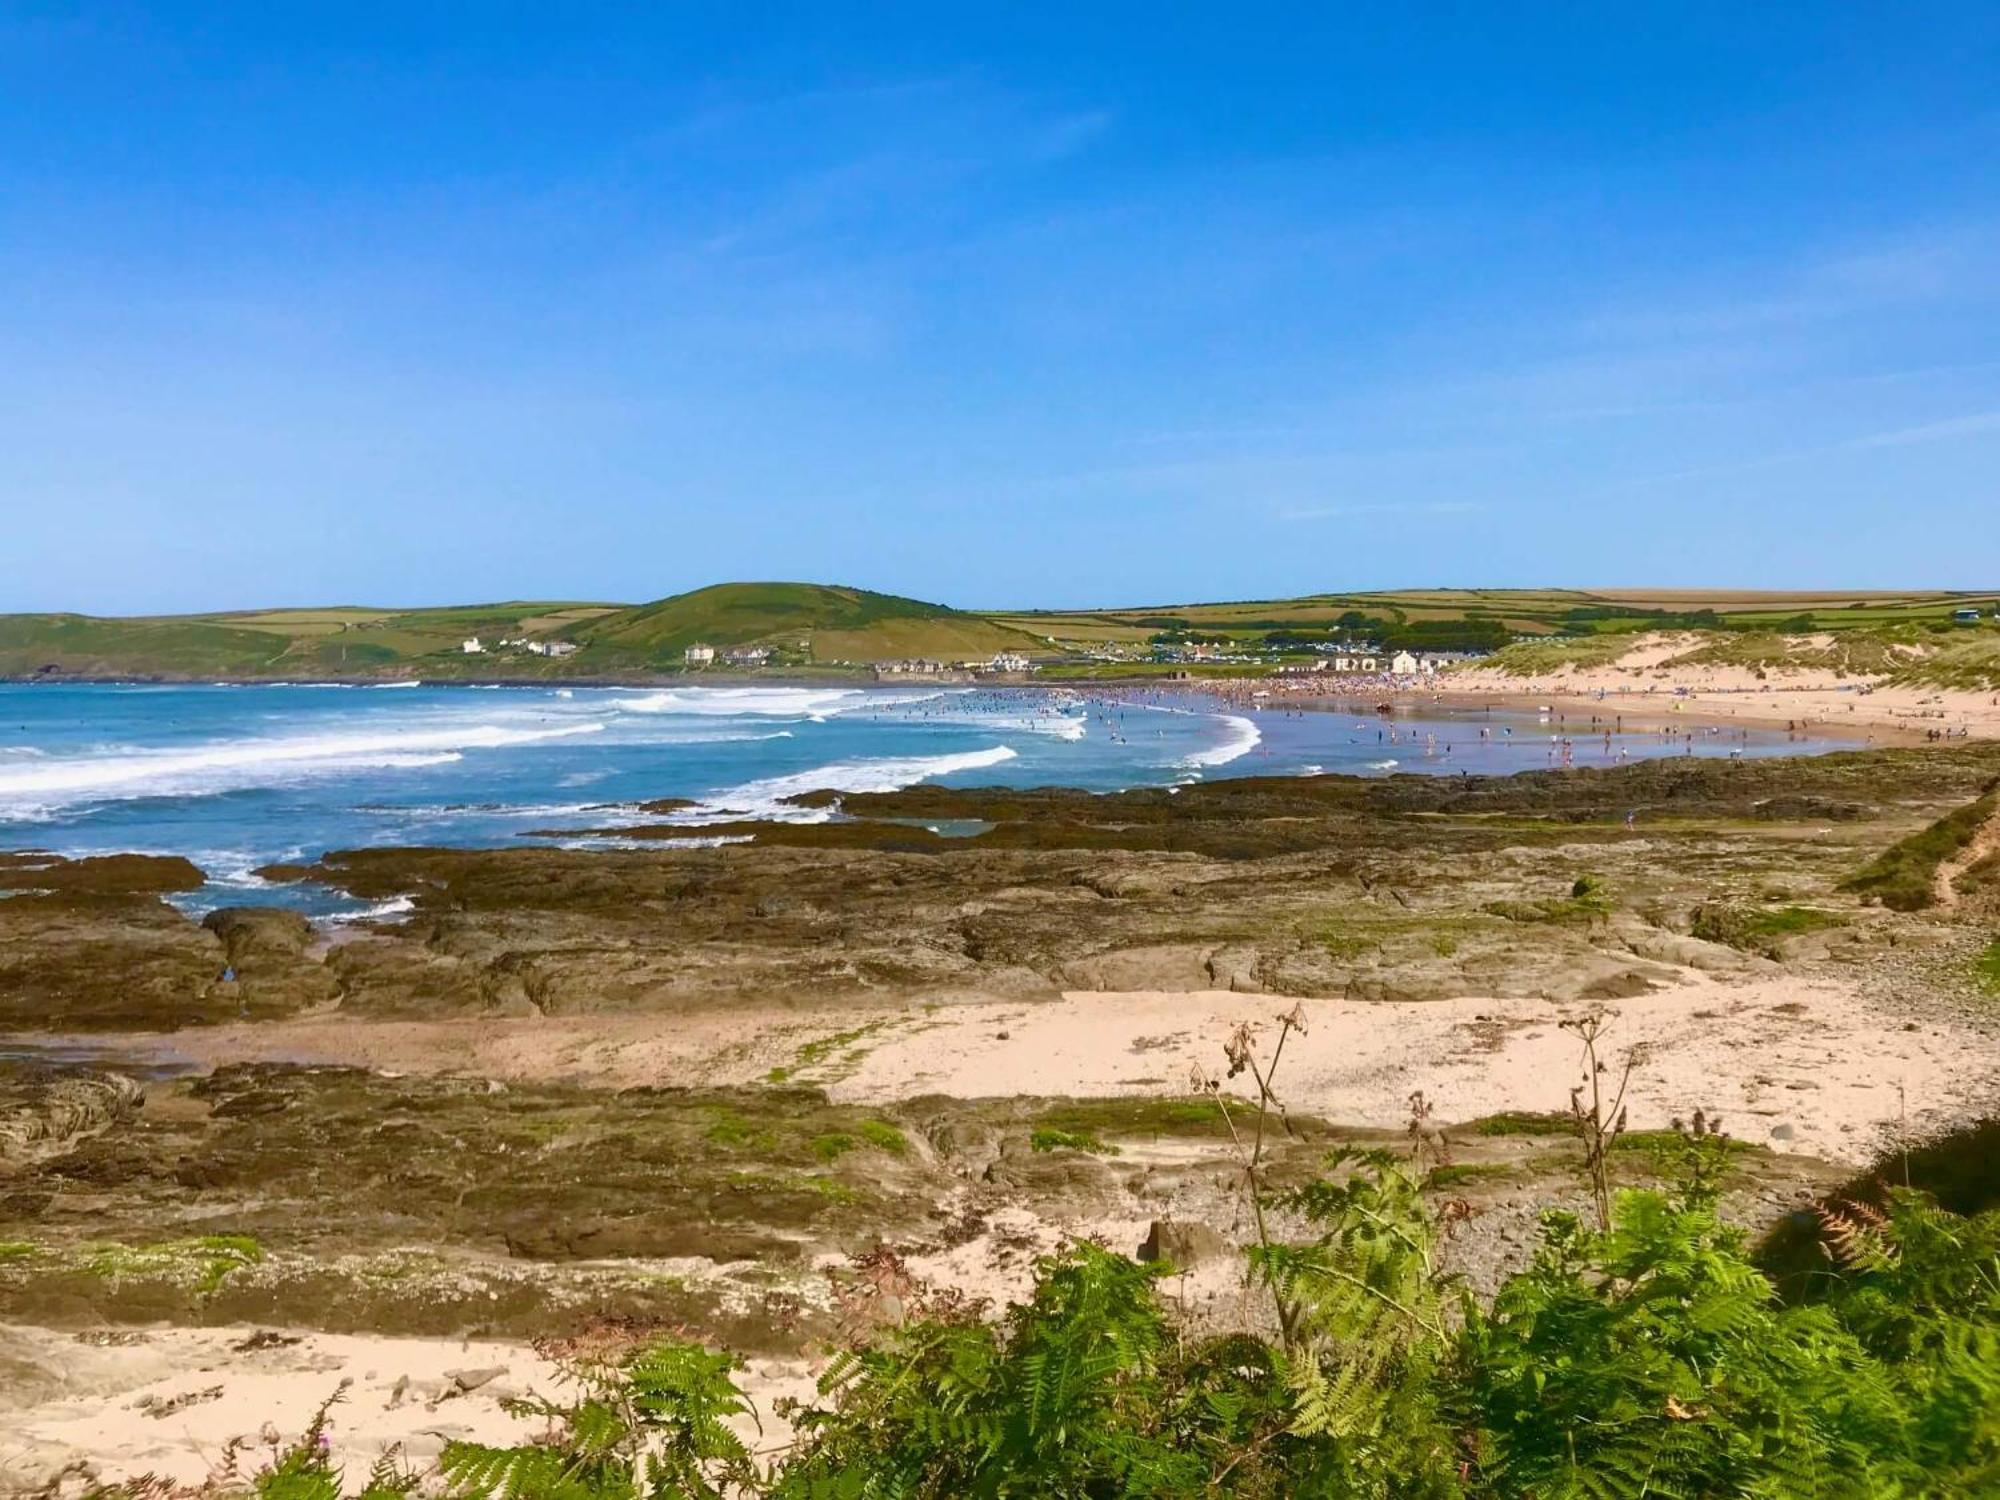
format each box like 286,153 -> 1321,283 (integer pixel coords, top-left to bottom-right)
3,584 -> 1994,682
0,585 -> 1045,680
0,602 -> 623,680
569,582 -> 1044,667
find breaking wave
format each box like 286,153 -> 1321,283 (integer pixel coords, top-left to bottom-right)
685,745 -> 1020,823
1176,715 -> 1261,769
610,687 -> 865,720
0,721 -> 603,812
327,895 -> 417,924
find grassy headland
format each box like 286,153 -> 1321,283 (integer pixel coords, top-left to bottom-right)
2,583 -> 1997,684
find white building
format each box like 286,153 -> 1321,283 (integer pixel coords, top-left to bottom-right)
724,645 -> 772,666
1390,650 -> 1419,675
872,658 -> 948,679
461,637 -> 485,654
527,640 -> 578,658
685,643 -> 715,666
990,651 -> 1033,673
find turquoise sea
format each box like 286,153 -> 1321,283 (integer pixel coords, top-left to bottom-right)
0,682 -> 1840,915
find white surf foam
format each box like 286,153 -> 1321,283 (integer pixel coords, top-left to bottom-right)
611,687 -> 865,718
187,848 -> 275,889
327,895 -> 417,924
1176,715 -> 1262,769
687,744 -> 1019,823
850,703 -> 1087,740
0,721 -> 603,811
557,834 -> 757,851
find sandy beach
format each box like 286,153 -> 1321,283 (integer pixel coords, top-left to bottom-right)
1441,680 -> 2000,744
0,1323 -> 829,1493
146,966 -> 2000,1170
15,950 -> 1995,1489
1194,631 -> 2000,743
14,951 -> 1995,1488
1441,632 -> 2000,741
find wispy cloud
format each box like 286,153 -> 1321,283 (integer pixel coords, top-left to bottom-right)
1577,228 -> 1999,343
658,76 -> 973,144
1609,405 -> 2000,492
1844,409 -> 2000,449
1280,501 -> 1482,522
1026,109 -> 1114,162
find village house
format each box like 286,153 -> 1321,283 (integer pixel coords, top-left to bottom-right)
872,659 -> 954,680
684,643 -> 715,665
989,651 -> 1033,673
526,640 -> 578,658
723,645 -> 772,666
461,636 -> 485,654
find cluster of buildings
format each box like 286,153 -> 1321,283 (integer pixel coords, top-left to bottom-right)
461,636 -> 578,658
683,643 -> 773,667
869,651 -> 1036,682
680,641 -> 1035,678
459,628 -> 1488,679
1151,640 -> 1261,666
1273,649 -> 1474,677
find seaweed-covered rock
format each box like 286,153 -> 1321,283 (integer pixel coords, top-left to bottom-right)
0,891 -> 220,1031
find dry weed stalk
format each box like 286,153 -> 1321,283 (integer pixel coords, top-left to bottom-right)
1191,1002 -> 1307,1345
1560,1012 -> 1644,1232
1406,1088 -> 1449,1176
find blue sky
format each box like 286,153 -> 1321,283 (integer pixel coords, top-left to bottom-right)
3,3 -> 1998,612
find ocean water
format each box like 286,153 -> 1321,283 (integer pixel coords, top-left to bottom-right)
0,682 -> 1839,915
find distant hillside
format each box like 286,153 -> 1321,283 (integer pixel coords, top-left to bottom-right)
571,582 -> 1044,667
0,603 -> 623,681
0,585 -> 1044,680
2,584 -> 1993,683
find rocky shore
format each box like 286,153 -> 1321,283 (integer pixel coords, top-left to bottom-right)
2,742 -> 1997,1488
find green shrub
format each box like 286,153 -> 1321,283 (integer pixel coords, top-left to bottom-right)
1467,1110 -> 1572,1137
1691,902 -> 1843,953
809,1132 -> 857,1161
85,1233 -> 263,1294
1029,1126 -> 1119,1155
1977,938 -> 2000,995
1842,787 -> 1999,910
1424,1162 -> 1516,1189
84,1157 -> 2000,1497
854,1119 -> 909,1154
807,1124 -> 906,1160
1484,873 -> 1614,925
1033,1097 -> 1231,1137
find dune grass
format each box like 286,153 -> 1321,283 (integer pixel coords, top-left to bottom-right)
1841,787 -> 2000,911
1976,939 -> 2000,995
